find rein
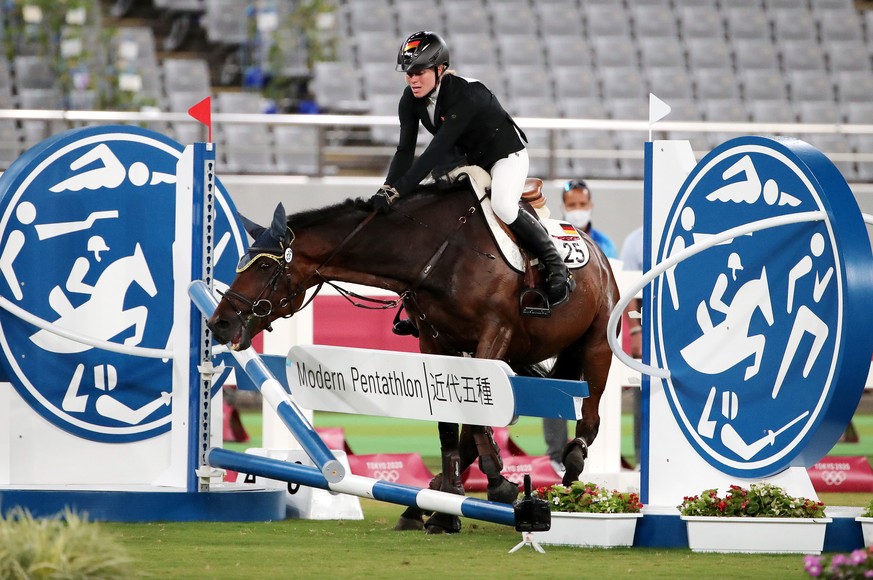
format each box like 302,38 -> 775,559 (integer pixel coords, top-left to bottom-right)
224,199 -> 492,338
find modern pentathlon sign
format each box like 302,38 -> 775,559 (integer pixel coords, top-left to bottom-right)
287,345 -> 517,426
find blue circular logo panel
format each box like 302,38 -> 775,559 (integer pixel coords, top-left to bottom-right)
653,136 -> 873,478
0,126 -> 246,443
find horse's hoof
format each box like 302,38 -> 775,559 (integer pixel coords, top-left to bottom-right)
394,515 -> 425,531
487,476 -> 520,504
425,513 -> 461,534
561,438 -> 588,485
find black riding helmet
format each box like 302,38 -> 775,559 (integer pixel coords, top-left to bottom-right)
396,31 -> 450,74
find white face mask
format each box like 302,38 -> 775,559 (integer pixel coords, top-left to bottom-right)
564,209 -> 591,230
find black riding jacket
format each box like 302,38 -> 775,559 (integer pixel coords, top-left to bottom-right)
385,74 -> 526,195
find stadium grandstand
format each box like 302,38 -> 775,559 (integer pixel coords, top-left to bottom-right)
2,0 -> 873,181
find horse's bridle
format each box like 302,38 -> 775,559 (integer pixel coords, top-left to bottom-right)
218,212 -> 387,331
219,203 -> 492,337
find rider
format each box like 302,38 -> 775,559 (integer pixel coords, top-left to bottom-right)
370,31 -> 575,336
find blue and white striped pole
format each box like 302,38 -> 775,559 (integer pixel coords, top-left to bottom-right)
207,447 -> 516,526
188,280 -> 345,483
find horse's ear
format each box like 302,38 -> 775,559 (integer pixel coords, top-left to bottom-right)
238,212 -> 266,240
269,203 -> 289,244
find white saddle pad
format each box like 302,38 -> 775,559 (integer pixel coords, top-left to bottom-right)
448,166 -> 591,274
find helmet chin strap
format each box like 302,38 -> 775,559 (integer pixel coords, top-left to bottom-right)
422,65 -> 446,100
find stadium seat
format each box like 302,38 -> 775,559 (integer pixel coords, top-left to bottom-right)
677,6 -> 724,40
543,35 -> 594,68
583,4 -> 632,39
460,64 -> 505,95
740,69 -> 789,102
591,37 -> 639,70
825,39 -> 871,73
340,0 -> 395,35
396,0 -> 442,35
748,99 -> 797,124
733,39 -> 780,71
600,67 -> 647,101
505,65 -> 552,100
535,3 -> 582,37
797,100 -> 843,124
496,34 -> 545,67
564,131 -> 622,179
685,38 -> 733,70
630,5 -> 679,40
552,65 -> 600,100
833,70 -> 873,102
449,33 -> 499,67
817,8 -> 864,43
638,37 -> 686,70
203,0 -> 249,45
779,39 -> 827,72
489,1 -> 536,36
355,32 -> 399,68
648,68 -> 695,100
310,61 -> 367,113
220,124 -> 274,174
693,68 -> 743,102
508,97 -> 559,119
770,7 -> 817,43
163,58 -> 211,96
562,97 -> 609,121
724,7 -> 771,41
444,1 -> 489,36
787,70 -> 835,103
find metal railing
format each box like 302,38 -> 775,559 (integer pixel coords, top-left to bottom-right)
5,109 -> 873,179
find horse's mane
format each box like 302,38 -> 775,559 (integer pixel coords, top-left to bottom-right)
287,180 -> 474,229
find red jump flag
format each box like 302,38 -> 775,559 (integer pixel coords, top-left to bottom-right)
187,96 -> 212,142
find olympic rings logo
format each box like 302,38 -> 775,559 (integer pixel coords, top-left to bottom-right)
819,470 -> 848,486
373,470 -> 400,482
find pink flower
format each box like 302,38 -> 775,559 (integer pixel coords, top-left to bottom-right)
851,549 -> 868,565
803,555 -> 823,576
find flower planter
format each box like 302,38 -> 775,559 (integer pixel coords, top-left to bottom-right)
856,516 -> 873,547
531,512 -> 643,548
682,516 -> 831,554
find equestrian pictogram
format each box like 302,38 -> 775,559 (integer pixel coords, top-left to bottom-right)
653,137 -> 871,477
0,126 -> 246,443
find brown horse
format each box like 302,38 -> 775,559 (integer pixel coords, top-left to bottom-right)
207,180 -> 619,533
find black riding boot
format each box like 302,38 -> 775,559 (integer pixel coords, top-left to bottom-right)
507,209 -> 575,307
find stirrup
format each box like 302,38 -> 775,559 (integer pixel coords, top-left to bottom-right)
519,287 -> 552,318
392,318 -> 419,337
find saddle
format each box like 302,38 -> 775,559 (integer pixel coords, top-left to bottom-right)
445,166 -> 589,317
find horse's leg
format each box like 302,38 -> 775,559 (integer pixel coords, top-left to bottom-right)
467,425 -> 518,504
422,421 -> 464,534
467,325 -> 518,503
122,307 -> 148,346
394,424 -> 481,531
557,331 -> 613,486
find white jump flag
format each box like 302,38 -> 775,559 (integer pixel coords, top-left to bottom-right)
648,93 -> 672,141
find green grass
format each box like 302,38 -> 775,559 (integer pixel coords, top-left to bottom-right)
106,499 -> 810,579
102,411 -> 873,578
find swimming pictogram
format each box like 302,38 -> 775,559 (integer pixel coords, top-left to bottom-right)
653,136 -> 872,477
0,126 -> 247,442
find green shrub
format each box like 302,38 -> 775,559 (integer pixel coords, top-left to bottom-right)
0,507 -> 134,579
677,483 -> 826,518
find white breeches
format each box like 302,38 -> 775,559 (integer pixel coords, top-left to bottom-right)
489,148 -> 529,224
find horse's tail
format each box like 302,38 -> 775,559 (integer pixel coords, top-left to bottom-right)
513,361 -> 554,379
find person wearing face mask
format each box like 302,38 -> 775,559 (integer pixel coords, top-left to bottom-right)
544,179 -> 618,474
374,31 -> 576,337
561,180 -> 617,259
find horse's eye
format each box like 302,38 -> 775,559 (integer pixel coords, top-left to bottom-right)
259,261 -> 271,270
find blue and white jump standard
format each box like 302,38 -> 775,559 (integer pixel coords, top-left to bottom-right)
189,280 -> 517,526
